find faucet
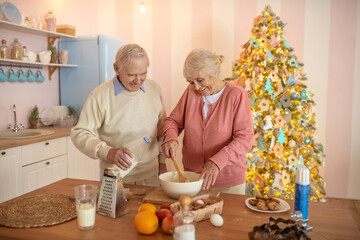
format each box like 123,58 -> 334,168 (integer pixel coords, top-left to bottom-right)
8,104 -> 24,132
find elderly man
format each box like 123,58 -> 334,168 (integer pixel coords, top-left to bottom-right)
71,44 -> 166,186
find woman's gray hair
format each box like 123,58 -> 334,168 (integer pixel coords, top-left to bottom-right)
115,44 -> 149,71
183,49 -> 224,79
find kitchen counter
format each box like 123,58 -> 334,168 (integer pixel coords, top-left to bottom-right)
0,178 -> 359,239
0,127 -> 72,150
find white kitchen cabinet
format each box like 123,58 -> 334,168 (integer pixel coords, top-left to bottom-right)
67,137 -> 100,181
21,137 -> 68,194
0,147 -> 22,203
22,155 -> 67,194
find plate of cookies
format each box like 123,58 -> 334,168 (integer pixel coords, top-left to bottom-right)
245,196 -> 290,213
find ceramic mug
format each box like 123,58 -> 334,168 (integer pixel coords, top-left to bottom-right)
8,69 -> 18,82
17,69 -> 27,82
0,68 -> 8,82
39,50 -> 51,64
27,69 -> 37,82
36,70 -> 45,83
59,50 -> 69,64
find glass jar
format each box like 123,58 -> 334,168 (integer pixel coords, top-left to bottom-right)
0,39 -> 9,59
11,38 -> 22,60
45,10 -> 57,31
173,195 -> 196,240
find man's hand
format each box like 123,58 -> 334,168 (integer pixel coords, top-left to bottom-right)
162,140 -> 178,160
198,161 -> 220,190
107,147 -> 133,170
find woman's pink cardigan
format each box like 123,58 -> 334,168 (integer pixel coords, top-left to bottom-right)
163,82 -> 254,188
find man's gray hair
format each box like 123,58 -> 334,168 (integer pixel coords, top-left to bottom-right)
115,44 -> 149,71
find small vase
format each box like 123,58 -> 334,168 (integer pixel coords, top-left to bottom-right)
29,118 -> 39,129
51,54 -> 58,63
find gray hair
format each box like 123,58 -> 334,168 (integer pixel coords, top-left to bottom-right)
115,44 -> 149,71
183,49 -> 224,79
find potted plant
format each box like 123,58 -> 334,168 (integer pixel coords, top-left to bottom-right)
68,105 -> 78,126
49,45 -> 58,63
29,105 -> 39,129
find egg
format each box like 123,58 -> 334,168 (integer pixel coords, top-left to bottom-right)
196,199 -> 204,205
210,213 -> 223,227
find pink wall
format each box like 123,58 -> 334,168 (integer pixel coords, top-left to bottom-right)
1,0 -> 359,199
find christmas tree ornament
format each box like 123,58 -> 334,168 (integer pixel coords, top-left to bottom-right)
291,92 -> 298,99
263,116 -> 273,132
275,115 -> 285,128
289,139 -> 296,147
271,35 -> 280,47
282,171 -> 291,185
288,57 -> 299,67
269,134 -> 276,150
260,99 -> 269,111
281,95 -> 291,108
250,39 -> 260,48
277,128 -> 287,145
257,136 -> 266,150
272,173 -> 284,190
301,89 -> 307,102
274,143 -> 283,157
288,154 -> 298,167
286,74 -> 296,86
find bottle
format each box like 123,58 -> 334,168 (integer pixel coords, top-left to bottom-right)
45,10 -> 57,32
119,136 -> 152,178
10,38 -> 22,60
22,46 -> 29,61
0,39 -> 9,59
294,167 -> 310,221
173,195 -> 196,240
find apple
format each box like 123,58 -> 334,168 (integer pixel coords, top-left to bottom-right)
161,216 -> 174,234
156,208 -> 173,224
159,203 -> 171,210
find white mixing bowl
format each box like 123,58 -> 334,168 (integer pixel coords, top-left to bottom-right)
159,171 -> 204,199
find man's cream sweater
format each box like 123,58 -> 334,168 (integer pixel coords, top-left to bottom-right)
71,78 -> 166,182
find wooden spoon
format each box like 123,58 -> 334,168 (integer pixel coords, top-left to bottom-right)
171,159 -> 189,183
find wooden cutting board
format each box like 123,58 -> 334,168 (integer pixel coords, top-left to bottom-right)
142,188 -> 178,204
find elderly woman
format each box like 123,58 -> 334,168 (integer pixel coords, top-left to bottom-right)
162,49 -> 253,194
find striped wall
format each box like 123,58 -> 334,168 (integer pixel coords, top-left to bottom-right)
1,0 -> 359,199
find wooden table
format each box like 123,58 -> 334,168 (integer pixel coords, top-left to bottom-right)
0,178 -> 359,240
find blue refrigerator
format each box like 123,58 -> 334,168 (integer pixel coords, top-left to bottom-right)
59,35 -> 127,115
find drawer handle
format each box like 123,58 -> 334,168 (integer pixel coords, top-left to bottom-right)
1,152 -> 5,155
46,161 -> 50,165
45,142 -> 50,145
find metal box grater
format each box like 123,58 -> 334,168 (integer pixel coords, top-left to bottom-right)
97,168 -> 129,218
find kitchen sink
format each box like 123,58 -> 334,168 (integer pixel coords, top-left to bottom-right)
0,129 -> 55,140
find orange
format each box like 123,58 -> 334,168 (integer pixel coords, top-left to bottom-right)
134,211 -> 159,234
137,203 -> 157,214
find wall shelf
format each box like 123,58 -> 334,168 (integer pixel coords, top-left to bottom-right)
0,19 -> 77,80
0,20 -> 77,39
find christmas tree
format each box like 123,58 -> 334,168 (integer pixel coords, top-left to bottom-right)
232,6 -> 325,200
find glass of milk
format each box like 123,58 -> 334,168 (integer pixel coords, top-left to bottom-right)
74,185 -> 98,230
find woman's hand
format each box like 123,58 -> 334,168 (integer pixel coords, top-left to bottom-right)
199,161 -> 220,189
162,140 -> 178,160
107,147 -> 133,170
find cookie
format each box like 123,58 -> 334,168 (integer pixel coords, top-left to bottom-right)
249,199 -> 258,206
266,201 -> 280,211
256,199 -> 269,211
